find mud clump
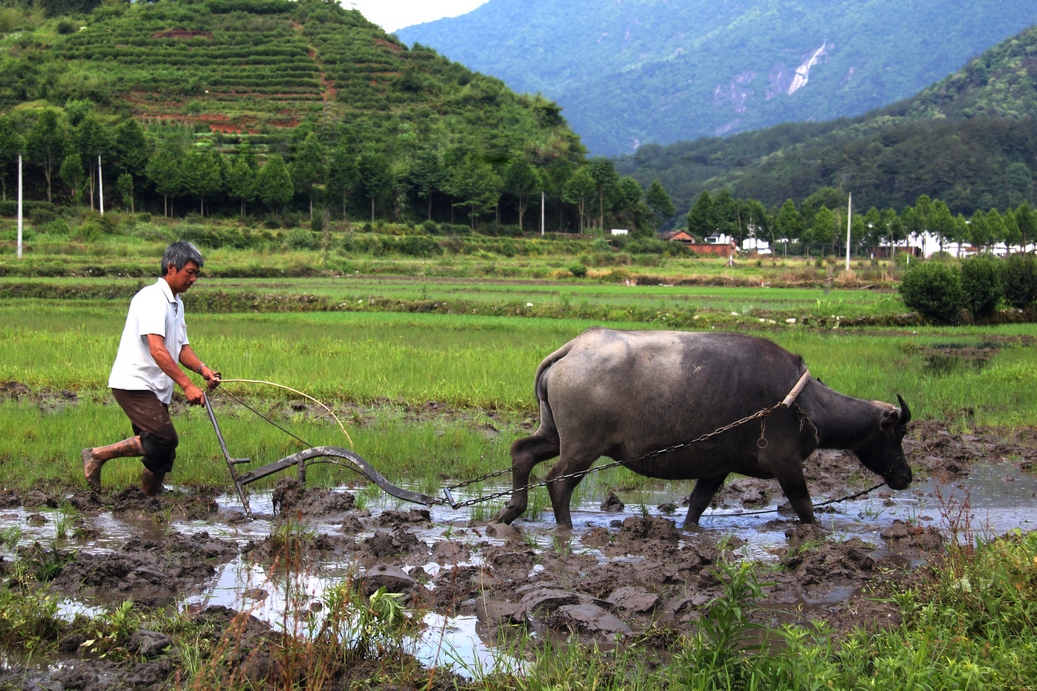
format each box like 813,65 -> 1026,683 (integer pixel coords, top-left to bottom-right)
50,532 -> 237,607
272,477 -> 356,516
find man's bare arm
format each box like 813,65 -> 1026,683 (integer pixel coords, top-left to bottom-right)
147,334 -> 205,405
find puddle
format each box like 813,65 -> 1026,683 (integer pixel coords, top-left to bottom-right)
3,461 -> 1037,678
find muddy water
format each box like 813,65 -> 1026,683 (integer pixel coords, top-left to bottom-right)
4,458 -> 1036,677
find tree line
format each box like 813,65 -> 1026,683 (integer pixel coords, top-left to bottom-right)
684,186 -> 1037,257
0,106 -> 687,236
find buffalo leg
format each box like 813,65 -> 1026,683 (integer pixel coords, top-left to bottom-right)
683,474 -> 728,528
775,470 -> 815,523
545,455 -> 597,529
494,433 -> 559,525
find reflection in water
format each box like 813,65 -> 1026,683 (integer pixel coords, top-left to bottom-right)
3,462 -> 1037,677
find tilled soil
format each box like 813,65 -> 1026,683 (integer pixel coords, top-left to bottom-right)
1,420 -> 1035,688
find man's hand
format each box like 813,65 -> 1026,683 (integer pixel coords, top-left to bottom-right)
201,367 -> 221,390
184,382 -> 206,406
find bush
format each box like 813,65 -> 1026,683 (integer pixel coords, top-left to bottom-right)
960,255 -> 1003,319
1002,253 -> 1037,309
29,208 -> 57,227
569,264 -> 587,278
284,227 -> 317,250
43,218 -> 72,236
899,260 -> 965,325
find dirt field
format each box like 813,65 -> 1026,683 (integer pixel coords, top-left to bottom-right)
1,420 -> 1036,688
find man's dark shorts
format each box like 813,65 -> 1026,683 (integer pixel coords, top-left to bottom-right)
111,389 -> 178,473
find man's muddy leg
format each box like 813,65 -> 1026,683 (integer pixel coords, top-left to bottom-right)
141,468 -> 166,497
83,436 -> 145,492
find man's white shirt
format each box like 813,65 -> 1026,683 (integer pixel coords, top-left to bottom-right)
108,278 -> 188,404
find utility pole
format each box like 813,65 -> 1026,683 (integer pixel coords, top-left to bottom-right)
98,155 -> 104,215
845,192 -> 852,271
17,155 -> 23,259
540,190 -> 545,236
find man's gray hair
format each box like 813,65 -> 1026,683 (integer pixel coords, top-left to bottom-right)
161,241 -> 204,276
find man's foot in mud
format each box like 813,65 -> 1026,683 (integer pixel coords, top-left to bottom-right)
83,448 -> 104,493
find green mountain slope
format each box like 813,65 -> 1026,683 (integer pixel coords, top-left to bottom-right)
617,25 -> 1037,217
398,0 -> 1037,156
0,0 -> 585,226
0,0 -> 581,164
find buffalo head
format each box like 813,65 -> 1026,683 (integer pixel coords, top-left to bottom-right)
856,394 -> 913,490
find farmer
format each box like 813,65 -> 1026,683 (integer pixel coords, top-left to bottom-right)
82,241 -> 221,496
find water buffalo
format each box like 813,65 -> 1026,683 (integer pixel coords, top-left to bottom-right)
494,328 -> 913,528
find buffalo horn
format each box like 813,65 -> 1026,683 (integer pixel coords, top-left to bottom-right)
896,394 -> 912,425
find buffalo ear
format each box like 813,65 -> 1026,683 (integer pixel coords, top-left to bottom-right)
896,394 -> 912,425
880,407 -> 899,432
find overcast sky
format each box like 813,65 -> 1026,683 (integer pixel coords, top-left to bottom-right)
347,0 -> 490,33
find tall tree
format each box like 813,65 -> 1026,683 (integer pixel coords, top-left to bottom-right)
712,189 -> 738,238
503,160 -> 542,232
59,153 -> 84,205
686,190 -> 713,238
256,154 -> 293,215
969,209 -> 991,251
0,115 -> 24,201
585,158 -> 618,231
952,214 -> 971,257
356,152 -> 394,223
774,199 -> 803,256
408,148 -> 444,222
116,172 -> 134,212
613,176 -> 645,233
291,132 -> 326,220
644,179 -> 675,231
930,200 -> 956,254
26,109 -> 67,204
1001,208 -> 1022,249
145,144 -> 182,218
111,119 -> 148,181
327,144 -> 358,221
73,111 -> 111,211
809,205 -> 836,257
445,154 -> 500,230
881,208 -> 905,255
985,208 -> 1007,250
562,166 -> 595,233
225,152 -> 256,220
180,148 -> 222,216
1015,201 -> 1037,250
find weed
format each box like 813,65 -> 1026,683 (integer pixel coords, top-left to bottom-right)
0,525 -> 22,548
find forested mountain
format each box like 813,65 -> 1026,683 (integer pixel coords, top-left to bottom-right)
0,0 -> 586,227
616,24 -> 1037,219
398,0 -> 1037,156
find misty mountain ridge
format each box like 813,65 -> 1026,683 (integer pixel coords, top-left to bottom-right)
398,0 -> 1037,155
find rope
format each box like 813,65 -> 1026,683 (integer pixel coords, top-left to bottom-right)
217,378 -> 354,446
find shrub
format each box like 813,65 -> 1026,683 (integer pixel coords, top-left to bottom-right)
569,264 -> 587,278
1001,253 -> 1037,309
284,227 -> 317,250
394,235 -> 439,257
960,254 -> 1003,319
74,220 -> 105,243
29,208 -> 57,227
178,225 -> 220,247
43,218 -> 72,236
421,219 -> 438,234
899,260 -> 965,325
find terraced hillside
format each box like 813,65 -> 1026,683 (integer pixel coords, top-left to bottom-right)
1,0 -> 577,158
